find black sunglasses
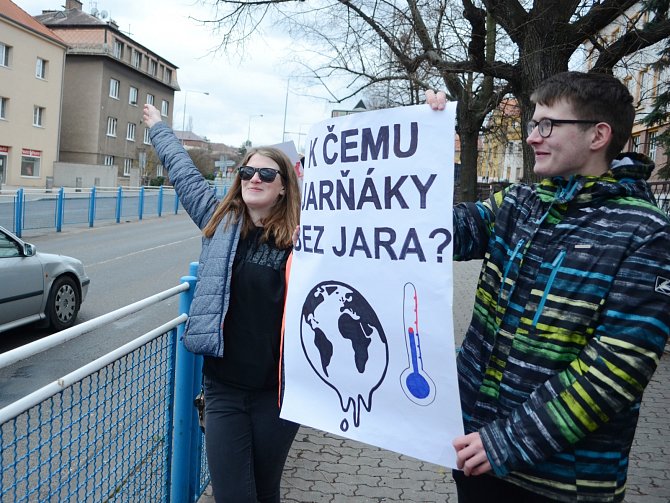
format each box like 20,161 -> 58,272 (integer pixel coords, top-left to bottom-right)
237,166 -> 283,183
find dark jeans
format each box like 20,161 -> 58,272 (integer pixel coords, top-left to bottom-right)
453,469 -> 554,503
204,376 -> 300,503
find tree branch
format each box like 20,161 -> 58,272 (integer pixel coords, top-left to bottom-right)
593,17 -> 670,72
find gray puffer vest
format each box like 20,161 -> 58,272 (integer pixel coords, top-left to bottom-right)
150,121 -> 240,356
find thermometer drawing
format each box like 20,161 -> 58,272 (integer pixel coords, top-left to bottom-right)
400,282 -> 436,405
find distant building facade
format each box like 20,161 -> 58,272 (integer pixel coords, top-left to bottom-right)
582,3 -> 668,180
478,98 -> 523,183
0,0 -> 67,189
35,0 -> 179,187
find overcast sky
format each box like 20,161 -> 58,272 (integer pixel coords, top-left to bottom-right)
16,0 -> 356,152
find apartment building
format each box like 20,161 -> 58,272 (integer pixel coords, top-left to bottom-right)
0,0 -> 67,189
625,67 -> 668,179
582,4 -> 668,180
477,98 -> 523,184
35,0 -> 179,186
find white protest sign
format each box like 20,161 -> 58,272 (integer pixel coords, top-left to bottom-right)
281,102 -> 463,468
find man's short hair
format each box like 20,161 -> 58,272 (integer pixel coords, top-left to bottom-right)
530,71 -> 635,162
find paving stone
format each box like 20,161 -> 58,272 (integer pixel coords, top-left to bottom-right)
400,488 -> 454,502
310,480 -> 358,496
358,465 -> 402,478
331,495 -> 377,503
283,487 -> 333,502
334,472 -> 384,487
290,466 -> 338,483
355,484 -> 403,500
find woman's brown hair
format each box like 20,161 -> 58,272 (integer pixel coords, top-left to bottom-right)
201,147 -> 301,248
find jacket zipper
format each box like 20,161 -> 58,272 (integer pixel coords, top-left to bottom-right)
532,250 -> 567,327
497,238 -> 526,309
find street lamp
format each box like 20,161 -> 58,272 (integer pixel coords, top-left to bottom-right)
246,114 -> 264,147
284,124 -> 309,153
181,90 -> 209,144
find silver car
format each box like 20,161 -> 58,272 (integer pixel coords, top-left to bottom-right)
0,226 -> 90,333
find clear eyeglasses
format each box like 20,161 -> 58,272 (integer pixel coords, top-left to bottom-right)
526,118 -> 602,138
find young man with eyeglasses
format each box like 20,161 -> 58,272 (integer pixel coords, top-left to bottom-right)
427,71 -> 670,502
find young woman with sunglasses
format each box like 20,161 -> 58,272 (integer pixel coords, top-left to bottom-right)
143,104 -> 301,502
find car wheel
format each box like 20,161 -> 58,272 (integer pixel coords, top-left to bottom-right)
46,276 -> 81,331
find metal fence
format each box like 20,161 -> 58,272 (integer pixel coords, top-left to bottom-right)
1,336 -> 174,502
649,180 -> 670,214
473,180 -> 670,217
0,267 -> 209,503
0,183 -> 229,238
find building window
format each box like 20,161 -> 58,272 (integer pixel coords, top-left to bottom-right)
0,97 -> 7,119
648,131 -> 658,161
33,106 -> 45,127
123,158 -> 133,176
149,59 -> 157,76
104,155 -> 115,166
110,78 -> 120,99
623,76 -> 634,98
132,50 -> 142,68
129,86 -> 138,106
631,134 -> 641,153
127,123 -> 136,141
21,150 -> 41,177
165,68 -> 172,84
637,70 -> 648,103
0,43 -> 10,67
146,93 -> 155,106
107,117 -> 117,137
35,58 -> 47,79
113,39 -> 123,59
144,127 -> 151,144
157,164 -> 164,177
161,100 -> 169,117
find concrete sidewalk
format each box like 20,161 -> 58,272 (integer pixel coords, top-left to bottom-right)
200,259 -> 670,502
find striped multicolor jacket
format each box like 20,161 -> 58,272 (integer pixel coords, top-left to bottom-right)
453,153 -> 670,502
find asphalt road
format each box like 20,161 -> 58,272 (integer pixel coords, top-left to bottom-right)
0,213 -> 202,407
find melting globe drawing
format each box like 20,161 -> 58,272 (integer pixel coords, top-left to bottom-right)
301,281 -> 389,431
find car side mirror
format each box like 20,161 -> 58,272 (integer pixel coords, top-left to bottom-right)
23,243 -> 36,257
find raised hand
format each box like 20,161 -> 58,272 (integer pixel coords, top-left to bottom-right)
143,103 -> 162,128
425,89 -> 448,111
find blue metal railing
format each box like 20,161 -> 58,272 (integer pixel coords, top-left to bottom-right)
0,264 -> 209,502
0,182 -> 231,237
0,186 -> 183,238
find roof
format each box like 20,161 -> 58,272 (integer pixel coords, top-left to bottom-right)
34,6 -> 178,69
497,97 -> 521,118
35,8 -> 109,27
175,131 -> 208,142
353,99 -> 367,110
0,0 -> 67,47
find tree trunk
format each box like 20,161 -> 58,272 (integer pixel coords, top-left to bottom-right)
457,128 -> 480,202
515,27 -> 572,181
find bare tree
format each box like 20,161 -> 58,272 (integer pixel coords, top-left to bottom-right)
203,0 -> 670,195
203,0 -> 508,200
